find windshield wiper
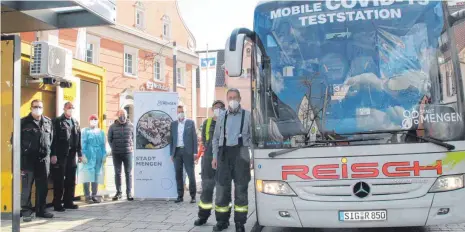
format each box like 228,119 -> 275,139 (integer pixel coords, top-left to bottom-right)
339,129 -> 455,151
268,137 -> 381,158
404,132 -> 455,151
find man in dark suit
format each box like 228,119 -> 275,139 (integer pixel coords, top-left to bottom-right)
51,102 -> 82,211
170,105 -> 198,203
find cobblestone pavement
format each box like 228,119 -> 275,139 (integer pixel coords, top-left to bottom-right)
2,192 -> 465,232
2,157 -> 465,232
0,182 -> 256,232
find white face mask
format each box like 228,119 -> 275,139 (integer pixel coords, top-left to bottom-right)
90,120 -> 98,127
32,108 -> 43,116
177,113 -> 185,120
66,109 -> 74,116
213,108 -> 221,117
228,100 -> 240,110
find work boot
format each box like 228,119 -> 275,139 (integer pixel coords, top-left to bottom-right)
127,193 -> 134,201
53,205 -> 66,212
112,192 -> 122,201
64,203 -> 79,210
194,218 -> 207,226
190,197 -> 196,204
235,223 -> 245,232
174,197 -> 183,203
36,211 -> 54,219
212,222 -> 229,231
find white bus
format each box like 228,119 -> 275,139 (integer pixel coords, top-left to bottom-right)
223,1 -> 465,231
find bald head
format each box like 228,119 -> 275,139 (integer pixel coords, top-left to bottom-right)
117,109 -> 128,123
117,109 -> 127,117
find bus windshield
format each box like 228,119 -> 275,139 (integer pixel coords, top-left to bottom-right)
252,1 -> 465,148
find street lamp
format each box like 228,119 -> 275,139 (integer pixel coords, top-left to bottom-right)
173,41 -> 177,92
206,43 -> 209,118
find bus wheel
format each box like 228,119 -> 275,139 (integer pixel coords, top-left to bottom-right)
251,221 -> 264,232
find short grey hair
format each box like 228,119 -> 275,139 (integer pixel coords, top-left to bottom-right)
227,88 -> 241,98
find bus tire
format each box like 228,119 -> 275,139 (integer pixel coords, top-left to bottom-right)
251,221 -> 264,232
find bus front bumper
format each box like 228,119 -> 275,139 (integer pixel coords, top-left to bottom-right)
256,188 -> 465,228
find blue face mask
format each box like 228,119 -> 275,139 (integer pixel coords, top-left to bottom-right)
119,116 -> 126,122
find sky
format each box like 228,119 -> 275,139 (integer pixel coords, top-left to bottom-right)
177,0 -> 259,51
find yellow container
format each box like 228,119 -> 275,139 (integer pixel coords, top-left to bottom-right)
1,41 -> 107,214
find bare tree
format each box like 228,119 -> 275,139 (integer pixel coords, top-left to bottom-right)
297,72 -> 330,142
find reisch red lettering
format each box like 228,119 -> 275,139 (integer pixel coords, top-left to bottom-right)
282,165 -> 312,180
313,164 -> 339,179
394,160 -> 443,176
351,163 -> 379,178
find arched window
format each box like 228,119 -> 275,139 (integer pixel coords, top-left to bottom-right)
135,1 -> 145,29
162,15 -> 171,39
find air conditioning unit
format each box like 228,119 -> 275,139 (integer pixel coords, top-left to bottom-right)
29,41 -> 72,82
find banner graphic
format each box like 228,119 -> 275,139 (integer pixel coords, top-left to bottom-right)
134,92 -> 178,199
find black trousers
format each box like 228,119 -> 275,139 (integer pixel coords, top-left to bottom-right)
51,152 -> 77,207
112,153 -> 133,195
21,156 -> 50,215
215,146 -> 251,225
173,147 -> 196,198
198,155 -> 231,220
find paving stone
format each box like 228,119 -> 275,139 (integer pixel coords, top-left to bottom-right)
169,224 -> 195,231
125,222 -> 150,229
105,222 -> 130,228
189,226 -> 216,232
70,224 -> 92,231
104,228 -> 135,232
146,223 -> 172,230
84,226 -> 109,231
133,229 -> 158,232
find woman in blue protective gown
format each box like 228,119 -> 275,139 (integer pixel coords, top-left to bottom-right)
78,114 -> 107,203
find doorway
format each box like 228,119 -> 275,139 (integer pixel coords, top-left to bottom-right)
80,80 -> 99,128
124,104 -> 134,123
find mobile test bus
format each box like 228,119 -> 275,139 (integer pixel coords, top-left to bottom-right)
222,1 -> 465,231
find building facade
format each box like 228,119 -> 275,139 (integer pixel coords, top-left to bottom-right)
21,0 -> 198,128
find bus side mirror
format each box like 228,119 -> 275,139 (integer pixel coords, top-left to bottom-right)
449,9 -> 465,26
224,34 -> 247,77
423,105 -> 465,141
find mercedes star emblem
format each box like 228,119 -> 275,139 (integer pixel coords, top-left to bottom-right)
353,181 -> 370,198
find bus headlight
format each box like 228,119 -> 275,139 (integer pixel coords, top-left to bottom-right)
256,180 -> 297,196
429,175 -> 464,193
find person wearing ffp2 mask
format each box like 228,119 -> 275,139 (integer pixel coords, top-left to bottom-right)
194,100 -> 230,227
51,102 -> 82,211
211,88 -> 253,232
170,105 -> 198,204
78,114 -> 107,204
108,109 -> 135,201
20,99 -> 54,221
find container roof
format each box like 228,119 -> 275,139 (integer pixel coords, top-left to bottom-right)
1,0 -> 116,33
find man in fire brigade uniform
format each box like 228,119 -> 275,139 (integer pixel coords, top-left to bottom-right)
211,88 -> 253,232
194,100 -> 231,226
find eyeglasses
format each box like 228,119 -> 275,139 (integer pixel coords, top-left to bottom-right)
32,106 -> 43,109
